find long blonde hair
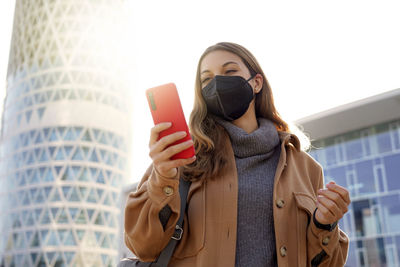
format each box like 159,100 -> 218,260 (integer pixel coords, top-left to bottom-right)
183,42 -> 297,181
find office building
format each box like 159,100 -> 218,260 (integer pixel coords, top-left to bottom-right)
297,88 -> 400,267
0,0 -> 130,266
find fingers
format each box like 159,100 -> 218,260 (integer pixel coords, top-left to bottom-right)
315,182 -> 351,225
149,122 -> 173,146
326,182 -> 351,205
318,188 -> 349,214
155,156 -> 197,175
152,139 -> 194,164
152,131 -> 188,155
149,129 -> 188,157
317,194 -> 343,220
315,203 -> 336,224
148,123 -> 196,178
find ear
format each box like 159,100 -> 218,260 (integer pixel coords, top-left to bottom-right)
253,74 -> 263,94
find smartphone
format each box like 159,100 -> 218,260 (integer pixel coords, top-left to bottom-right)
146,83 -> 195,160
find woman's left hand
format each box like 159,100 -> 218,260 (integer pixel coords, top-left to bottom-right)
315,181 -> 351,225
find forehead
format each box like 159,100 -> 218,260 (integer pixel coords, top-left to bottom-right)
200,50 -> 246,72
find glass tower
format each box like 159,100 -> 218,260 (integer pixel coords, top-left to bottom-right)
310,119 -> 400,267
0,0 -> 130,266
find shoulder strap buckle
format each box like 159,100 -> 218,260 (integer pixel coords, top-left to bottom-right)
171,225 -> 183,240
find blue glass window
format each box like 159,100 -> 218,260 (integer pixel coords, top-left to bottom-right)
64,252 -> 75,265
87,189 -> 98,203
384,154 -> 400,191
35,131 -> 44,144
68,208 -> 78,220
97,171 -> 105,184
57,209 -> 69,224
53,91 -> 61,101
30,232 -> 40,247
64,128 -> 76,141
50,189 -> 61,202
99,132 -> 107,145
377,131 -> 393,154
37,107 -> 45,120
82,130 -> 92,142
392,127 -> 400,150
58,127 -> 66,138
69,187 -> 80,202
25,110 -> 32,123
78,168 -> 90,182
44,187 -> 52,199
42,128 -> 50,140
72,148 -> 84,160
49,129 -> 58,142
101,236 -> 110,248
94,212 -> 104,226
40,209 -> 51,224
39,149 -> 49,162
43,170 -> 54,182
87,209 -> 95,221
64,145 -> 73,158
19,174 -> 26,186
92,129 -> 100,141
395,236 -> 400,266
353,199 -> 382,237
64,231 -> 76,246
36,189 -> 45,204
89,149 -> 99,162
345,139 -> 363,161
95,231 -> 102,243
74,126 -> 83,138
75,210 -> 86,224
356,160 -> 376,195
375,167 -> 385,193
47,231 -> 59,246
379,194 -> 400,233
76,230 -> 85,242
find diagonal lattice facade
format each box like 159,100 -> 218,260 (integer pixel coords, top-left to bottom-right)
0,0 -> 131,266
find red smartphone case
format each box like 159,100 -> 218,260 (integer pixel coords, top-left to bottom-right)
146,83 -> 195,160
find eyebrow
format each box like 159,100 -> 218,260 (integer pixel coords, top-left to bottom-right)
201,61 -> 239,75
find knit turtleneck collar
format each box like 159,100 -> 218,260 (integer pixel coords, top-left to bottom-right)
215,117 -> 280,158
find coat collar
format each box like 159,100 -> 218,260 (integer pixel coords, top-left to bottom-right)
220,126 -> 302,154
278,131 -> 302,152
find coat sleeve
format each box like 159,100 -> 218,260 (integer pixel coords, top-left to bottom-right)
307,165 -> 350,267
124,165 -> 181,262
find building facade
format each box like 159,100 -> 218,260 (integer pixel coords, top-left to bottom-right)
0,0 -> 130,266
298,88 -> 400,267
119,183 -> 137,260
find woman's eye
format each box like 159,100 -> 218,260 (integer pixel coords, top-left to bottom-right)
225,69 -> 237,74
201,77 -> 211,84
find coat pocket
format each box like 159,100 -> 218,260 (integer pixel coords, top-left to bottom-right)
173,181 -> 206,259
293,192 -> 317,267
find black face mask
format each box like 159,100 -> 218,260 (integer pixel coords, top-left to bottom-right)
201,75 -> 256,121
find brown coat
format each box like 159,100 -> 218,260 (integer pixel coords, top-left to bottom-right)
124,131 -> 349,267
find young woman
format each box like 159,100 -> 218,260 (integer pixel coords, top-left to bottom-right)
124,42 -> 350,266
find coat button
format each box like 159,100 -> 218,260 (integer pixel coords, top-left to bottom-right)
276,199 -> 285,208
322,236 -> 330,246
280,246 -> 287,257
163,186 -> 174,196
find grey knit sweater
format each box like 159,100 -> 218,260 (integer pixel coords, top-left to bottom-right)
158,117 -> 281,266
216,117 -> 281,267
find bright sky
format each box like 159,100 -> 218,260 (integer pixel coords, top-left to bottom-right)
1,0 -> 400,183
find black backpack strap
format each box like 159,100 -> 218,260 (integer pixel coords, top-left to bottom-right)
154,178 -> 191,266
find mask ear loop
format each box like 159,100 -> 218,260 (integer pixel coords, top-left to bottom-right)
246,73 -> 257,82
246,73 -> 259,98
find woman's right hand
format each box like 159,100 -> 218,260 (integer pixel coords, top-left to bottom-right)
149,122 -> 196,178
